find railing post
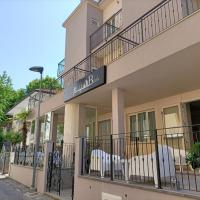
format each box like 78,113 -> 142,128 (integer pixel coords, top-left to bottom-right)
48,142 -> 54,192
141,18 -> 144,43
24,149 -> 26,166
110,134 -> 114,181
2,151 -> 6,174
154,129 -> 162,189
185,0 -> 190,16
81,137 -> 85,175
17,147 -> 20,165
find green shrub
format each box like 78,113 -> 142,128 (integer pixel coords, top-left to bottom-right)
186,142 -> 200,169
4,131 -> 22,145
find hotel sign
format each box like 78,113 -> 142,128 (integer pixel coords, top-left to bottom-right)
64,66 -> 107,102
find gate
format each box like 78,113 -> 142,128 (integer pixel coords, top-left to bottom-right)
0,143 -> 12,174
46,141 -> 75,199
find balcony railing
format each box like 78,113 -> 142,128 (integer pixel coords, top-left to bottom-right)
61,0 -> 200,96
57,59 -> 65,77
81,124 -> 200,193
90,9 -> 122,50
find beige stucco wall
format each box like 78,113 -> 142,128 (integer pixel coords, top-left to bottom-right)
9,164 -> 45,193
74,176 -> 196,200
122,0 -> 162,27
64,104 -> 79,143
103,0 -> 122,22
64,1 -> 102,71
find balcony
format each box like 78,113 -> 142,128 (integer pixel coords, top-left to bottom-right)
62,0 -> 200,102
90,9 -> 122,51
57,59 -> 65,77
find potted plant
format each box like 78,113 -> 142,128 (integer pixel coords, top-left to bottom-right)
186,142 -> 200,170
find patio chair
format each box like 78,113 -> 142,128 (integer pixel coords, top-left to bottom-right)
90,149 -> 122,178
128,145 -> 175,187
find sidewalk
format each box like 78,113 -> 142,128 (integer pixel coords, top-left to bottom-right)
0,177 -> 56,200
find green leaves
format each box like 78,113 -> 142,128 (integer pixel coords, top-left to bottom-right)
26,75 -> 62,94
0,71 -> 16,124
15,109 -> 31,122
0,71 -> 61,129
3,131 -> 23,145
186,142 -> 200,169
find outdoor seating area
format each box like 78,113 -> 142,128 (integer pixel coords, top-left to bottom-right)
82,127 -> 200,193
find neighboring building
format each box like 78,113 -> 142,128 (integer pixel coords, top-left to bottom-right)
8,0 -> 200,200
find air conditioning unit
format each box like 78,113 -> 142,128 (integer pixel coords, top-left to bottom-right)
102,193 -> 122,200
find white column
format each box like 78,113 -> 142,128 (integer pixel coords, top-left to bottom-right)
40,141 -> 53,193
49,112 -> 58,143
64,104 -> 79,144
112,88 -> 125,135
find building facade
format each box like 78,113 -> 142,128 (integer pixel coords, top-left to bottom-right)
8,0 -> 200,199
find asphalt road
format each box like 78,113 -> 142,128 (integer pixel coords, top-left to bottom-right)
0,177 -> 54,200
0,179 -> 24,200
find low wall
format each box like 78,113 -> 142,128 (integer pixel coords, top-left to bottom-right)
74,176 -> 198,200
9,164 -> 45,193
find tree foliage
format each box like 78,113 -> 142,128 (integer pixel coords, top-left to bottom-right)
15,109 -> 31,148
0,72 -> 61,129
0,72 -> 16,125
3,131 -> 22,145
26,75 -> 62,94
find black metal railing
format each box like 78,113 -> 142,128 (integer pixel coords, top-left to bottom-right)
46,141 -> 75,197
14,147 -> 44,168
81,125 -> 200,193
61,0 -> 200,91
90,9 -> 122,50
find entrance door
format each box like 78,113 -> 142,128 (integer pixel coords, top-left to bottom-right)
188,100 -> 200,142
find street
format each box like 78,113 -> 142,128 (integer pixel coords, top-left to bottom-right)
0,177 -> 54,200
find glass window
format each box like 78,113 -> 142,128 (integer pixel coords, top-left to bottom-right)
98,119 -> 111,137
31,120 -> 35,135
130,115 -> 137,139
130,111 -> 156,141
163,106 -> 180,128
148,111 -> 156,140
163,106 -> 181,136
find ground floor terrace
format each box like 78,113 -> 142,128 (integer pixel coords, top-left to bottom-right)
63,83 -> 200,200
8,88 -> 200,200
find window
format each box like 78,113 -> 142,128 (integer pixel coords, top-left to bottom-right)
31,120 -> 35,135
98,119 -> 111,137
130,111 -> 156,141
163,106 -> 181,136
163,106 -> 180,128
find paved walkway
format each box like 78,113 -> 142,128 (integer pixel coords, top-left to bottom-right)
0,177 -> 55,200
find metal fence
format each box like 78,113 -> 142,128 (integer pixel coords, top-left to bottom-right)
81,125 -> 200,193
14,147 -> 44,168
46,141 -> 75,198
61,0 -> 200,89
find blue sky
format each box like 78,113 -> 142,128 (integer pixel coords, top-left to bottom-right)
0,0 -> 79,89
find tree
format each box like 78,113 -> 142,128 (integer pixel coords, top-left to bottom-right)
0,72 -> 26,129
0,72 -> 15,125
0,72 -> 61,132
4,131 -> 22,145
15,110 -> 31,148
26,75 -> 62,94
